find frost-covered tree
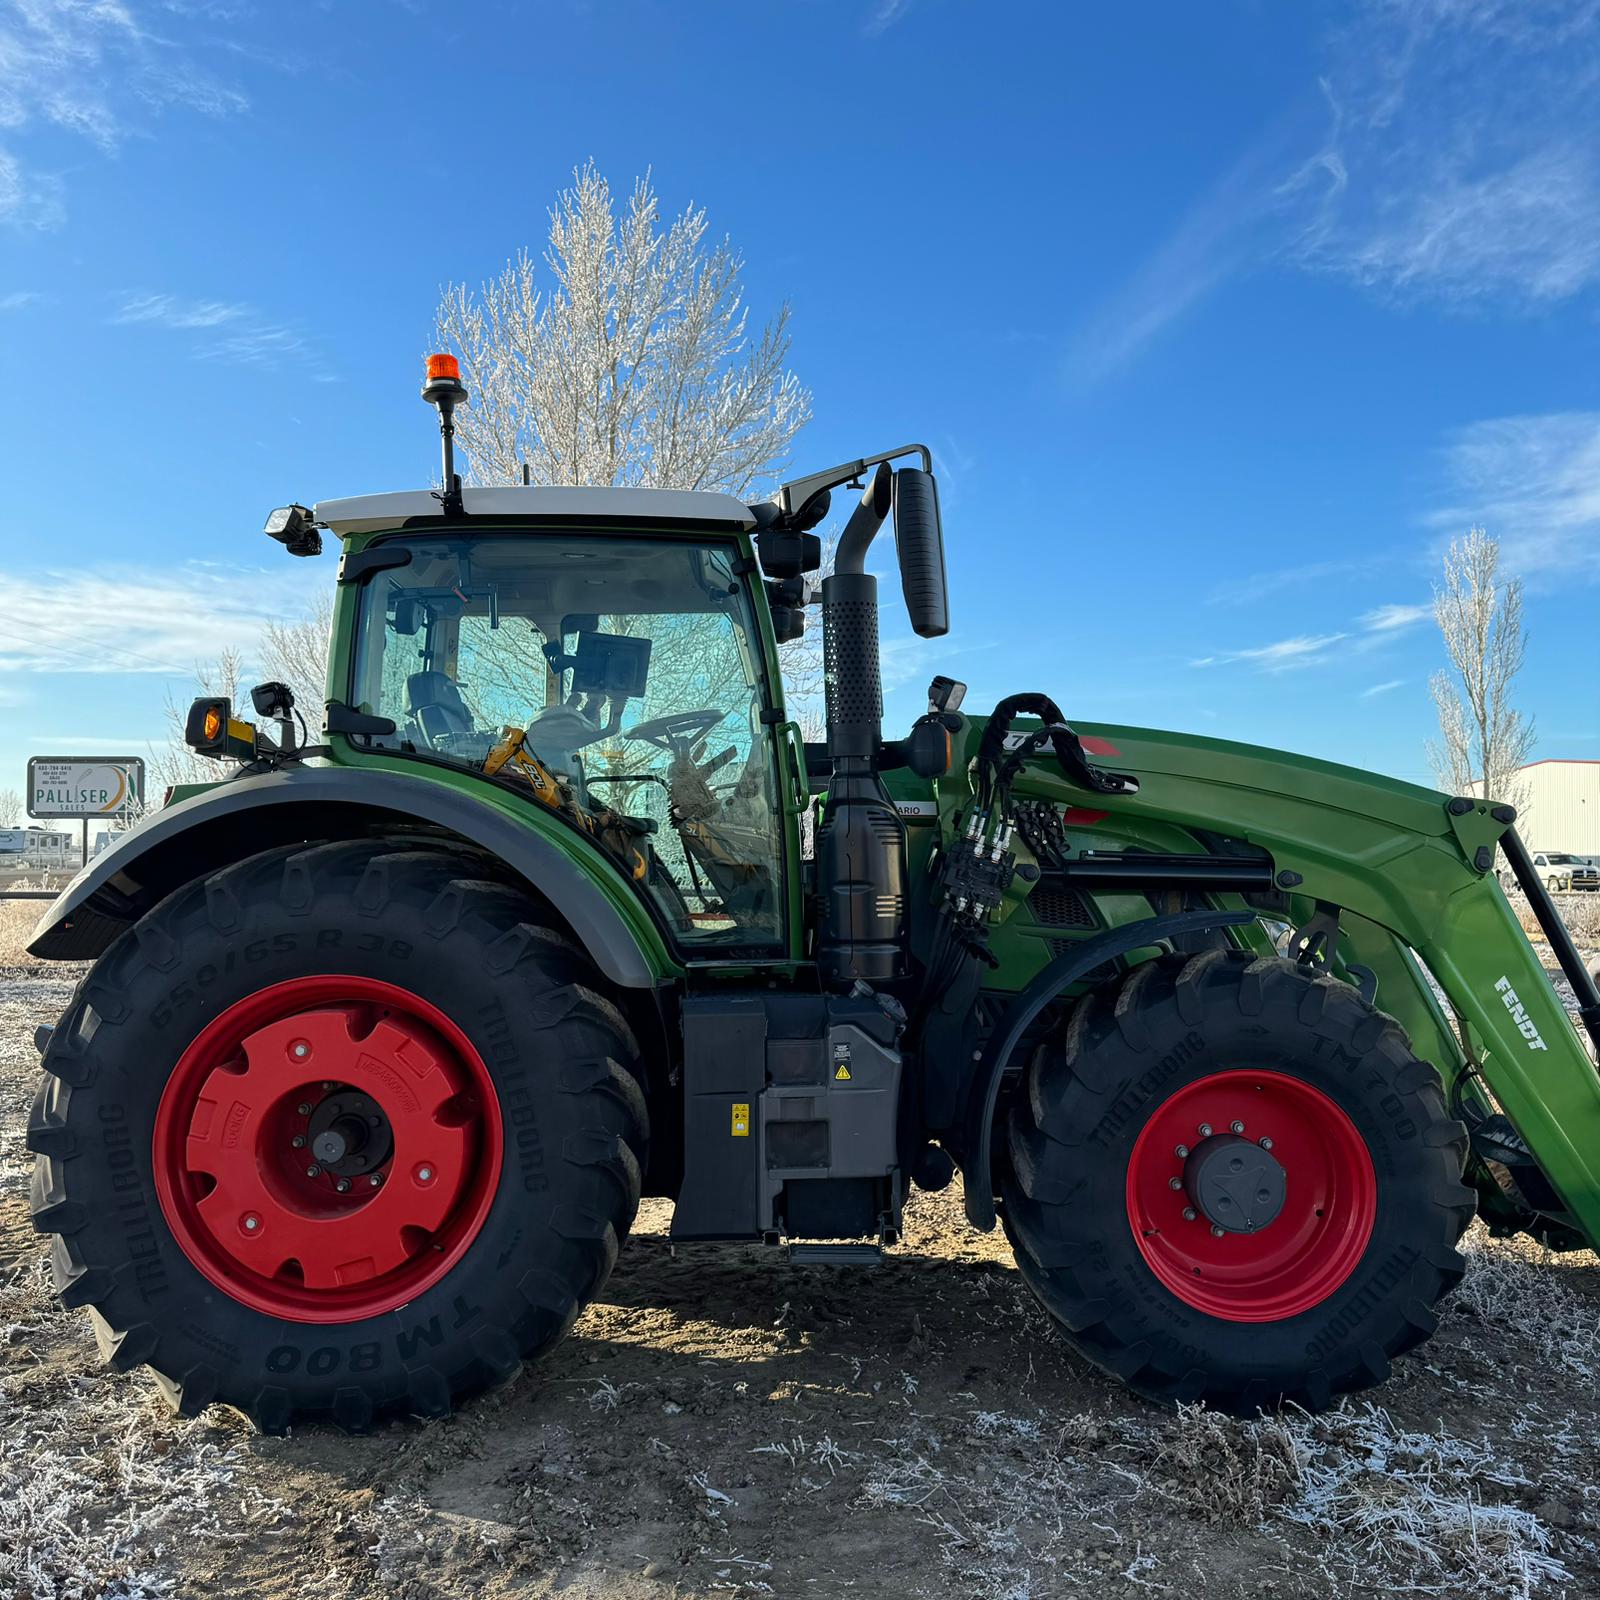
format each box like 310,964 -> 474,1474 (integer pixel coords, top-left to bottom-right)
435,162 -> 822,723
435,162 -> 810,494
1426,528 -> 1536,809
0,788 -> 21,827
149,597 -> 333,791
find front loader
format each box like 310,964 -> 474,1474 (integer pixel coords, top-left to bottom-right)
25,355 -> 1600,1429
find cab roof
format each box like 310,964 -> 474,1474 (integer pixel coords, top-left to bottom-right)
313,485 -> 759,537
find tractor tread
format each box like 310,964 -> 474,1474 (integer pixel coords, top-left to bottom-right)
25,838 -> 649,1433
1002,950 -> 1474,1416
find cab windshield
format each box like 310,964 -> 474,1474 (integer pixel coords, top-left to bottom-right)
349,532 -> 785,950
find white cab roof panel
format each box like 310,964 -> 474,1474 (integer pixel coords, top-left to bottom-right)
313,485 -> 758,536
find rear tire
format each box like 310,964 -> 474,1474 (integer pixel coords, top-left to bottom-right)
1001,951 -> 1473,1414
27,840 -> 648,1431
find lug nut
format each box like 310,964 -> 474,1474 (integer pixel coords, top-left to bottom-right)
335,1178 -> 351,1194
291,1134 -> 306,1149
416,1165 -> 434,1184
322,1081 -> 335,1090
242,1213 -> 260,1233
369,1174 -> 384,1188
1230,1120 -> 1245,1135
1211,1224 -> 1225,1238
1198,1123 -> 1213,1138
296,1102 -> 312,1116
1168,1176 -> 1183,1191
1174,1144 -> 1189,1159
1182,1207 -> 1197,1221
305,1164 -> 321,1178
1259,1136 -> 1274,1151
290,1040 -> 311,1061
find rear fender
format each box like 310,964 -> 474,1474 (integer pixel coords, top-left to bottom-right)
27,765 -> 673,989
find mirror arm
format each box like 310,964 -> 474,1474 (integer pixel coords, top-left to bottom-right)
776,443 -> 932,526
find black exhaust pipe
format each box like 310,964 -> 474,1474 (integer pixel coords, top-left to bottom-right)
816,464 -> 908,987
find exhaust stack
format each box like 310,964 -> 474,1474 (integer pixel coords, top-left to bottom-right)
815,463 -> 908,986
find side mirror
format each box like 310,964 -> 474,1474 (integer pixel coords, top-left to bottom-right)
893,468 -> 948,639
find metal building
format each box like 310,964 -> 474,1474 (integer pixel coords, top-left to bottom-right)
1473,760 -> 1600,854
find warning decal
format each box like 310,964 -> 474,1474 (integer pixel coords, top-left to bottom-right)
731,1101 -> 750,1137
833,1063 -> 852,1082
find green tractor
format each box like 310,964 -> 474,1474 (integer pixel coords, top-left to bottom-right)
26,356 -> 1600,1430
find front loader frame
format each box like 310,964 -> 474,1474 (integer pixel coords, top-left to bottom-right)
961,719 -> 1600,1252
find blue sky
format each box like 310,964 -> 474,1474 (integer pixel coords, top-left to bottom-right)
2,0 -> 1598,825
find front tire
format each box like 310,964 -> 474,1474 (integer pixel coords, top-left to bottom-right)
27,841 -> 648,1431
1002,951 -> 1473,1414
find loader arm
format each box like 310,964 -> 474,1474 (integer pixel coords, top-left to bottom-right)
993,719 -> 1600,1248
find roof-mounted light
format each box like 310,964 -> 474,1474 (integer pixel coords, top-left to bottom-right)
421,352 -> 470,519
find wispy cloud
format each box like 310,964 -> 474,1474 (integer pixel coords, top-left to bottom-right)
1192,632 -> 1349,672
1195,597 -> 1432,674
1207,557 -> 1377,607
113,293 -> 248,330
1068,1 -> 1600,381
1360,602 -> 1431,632
863,0 -> 913,37
0,1 -> 249,228
0,290 -> 43,312
1427,411 -> 1600,581
1,561 -> 319,677
110,290 -> 312,368
1361,678 -> 1405,698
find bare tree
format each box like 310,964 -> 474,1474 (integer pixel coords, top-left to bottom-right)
436,162 -> 810,496
1427,527 -> 1536,808
260,594 -> 333,724
0,789 -> 20,827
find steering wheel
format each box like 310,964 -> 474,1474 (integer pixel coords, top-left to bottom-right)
622,709 -> 727,754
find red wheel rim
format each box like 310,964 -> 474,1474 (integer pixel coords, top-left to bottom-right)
1125,1070 -> 1376,1322
153,976 -> 503,1323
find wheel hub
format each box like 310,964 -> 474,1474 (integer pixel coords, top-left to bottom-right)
152,975 -> 502,1324
1125,1069 -> 1378,1322
1183,1133 -> 1285,1234
304,1090 -> 394,1178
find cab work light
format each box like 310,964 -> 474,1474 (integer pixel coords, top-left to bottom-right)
184,697 -> 258,762
263,503 -> 322,558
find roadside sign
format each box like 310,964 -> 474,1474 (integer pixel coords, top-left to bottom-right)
27,756 -> 146,821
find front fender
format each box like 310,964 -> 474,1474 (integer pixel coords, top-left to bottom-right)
28,764 -> 672,989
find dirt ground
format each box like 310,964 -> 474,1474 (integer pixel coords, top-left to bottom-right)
5,924 -> 1600,1598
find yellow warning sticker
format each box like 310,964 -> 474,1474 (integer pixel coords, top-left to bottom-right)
833,1063 -> 852,1082
731,1101 -> 750,1137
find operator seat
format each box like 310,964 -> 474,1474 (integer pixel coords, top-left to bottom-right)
406,671 -> 474,746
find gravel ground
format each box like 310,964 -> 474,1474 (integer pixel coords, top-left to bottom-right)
5,930 -> 1600,1598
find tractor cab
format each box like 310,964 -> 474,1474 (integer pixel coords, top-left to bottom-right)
333,516 -> 788,949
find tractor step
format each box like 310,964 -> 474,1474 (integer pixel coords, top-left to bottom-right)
786,1242 -> 884,1267
33,1024 -> 53,1058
